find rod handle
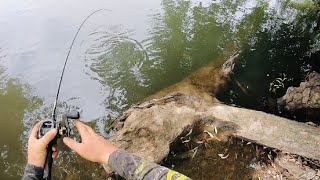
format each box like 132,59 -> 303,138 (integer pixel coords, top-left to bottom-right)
43,140 -> 55,180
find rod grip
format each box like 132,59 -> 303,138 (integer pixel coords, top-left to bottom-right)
43,140 -> 55,180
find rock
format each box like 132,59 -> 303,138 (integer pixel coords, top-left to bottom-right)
278,71 -> 320,110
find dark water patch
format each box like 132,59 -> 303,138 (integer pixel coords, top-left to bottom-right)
216,1 -> 320,123
308,51 -> 320,73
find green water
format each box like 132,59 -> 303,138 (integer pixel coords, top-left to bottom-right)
0,0 -> 319,179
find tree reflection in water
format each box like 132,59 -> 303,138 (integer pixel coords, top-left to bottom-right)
85,0 -> 319,119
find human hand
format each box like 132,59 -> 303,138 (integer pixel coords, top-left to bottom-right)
27,121 -> 58,168
63,120 -> 118,165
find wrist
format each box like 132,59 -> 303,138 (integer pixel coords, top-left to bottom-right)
27,158 -> 45,169
25,164 -> 44,171
101,148 -> 118,165
27,151 -> 46,169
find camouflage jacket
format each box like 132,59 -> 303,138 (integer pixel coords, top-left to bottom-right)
22,150 -> 191,180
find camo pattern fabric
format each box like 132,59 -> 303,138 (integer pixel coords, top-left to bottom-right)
21,164 -> 44,180
108,150 -> 191,180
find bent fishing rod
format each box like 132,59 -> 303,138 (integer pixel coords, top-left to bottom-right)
37,9 -> 108,180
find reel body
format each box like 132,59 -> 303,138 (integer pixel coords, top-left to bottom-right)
37,111 -> 80,139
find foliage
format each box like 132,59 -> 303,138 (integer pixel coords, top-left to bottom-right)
291,0 -> 319,13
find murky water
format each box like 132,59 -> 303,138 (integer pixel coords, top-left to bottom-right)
0,0 -> 319,179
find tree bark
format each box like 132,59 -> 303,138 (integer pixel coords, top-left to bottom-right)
108,92 -> 320,164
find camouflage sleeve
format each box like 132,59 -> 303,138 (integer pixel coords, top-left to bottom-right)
108,150 -> 191,180
21,164 -> 44,180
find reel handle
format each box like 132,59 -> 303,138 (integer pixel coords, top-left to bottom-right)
67,111 -> 80,119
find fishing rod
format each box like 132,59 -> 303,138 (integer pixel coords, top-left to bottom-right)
36,9 -> 108,180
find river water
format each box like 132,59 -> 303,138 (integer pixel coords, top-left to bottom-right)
0,0 -> 318,179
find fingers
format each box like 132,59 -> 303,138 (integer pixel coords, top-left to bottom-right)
52,151 -> 58,159
30,121 -> 43,139
52,145 -> 57,152
63,137 -> 81,153
41,128 -> 57,144
83,124 -> 95,134
52,145 -> 58,159
75,120 -> 89,137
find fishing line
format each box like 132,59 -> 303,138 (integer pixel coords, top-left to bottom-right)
52,9 -> 109,119
37,9 -> 110,180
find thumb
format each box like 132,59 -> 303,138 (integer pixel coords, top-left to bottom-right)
63,137 -> 81,153
41,128 -> 57,144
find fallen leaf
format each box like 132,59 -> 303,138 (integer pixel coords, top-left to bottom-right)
218,153 -> 229,159
204,130 -> 214,138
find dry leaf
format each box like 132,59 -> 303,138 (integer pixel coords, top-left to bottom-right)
218,153 -> 229,159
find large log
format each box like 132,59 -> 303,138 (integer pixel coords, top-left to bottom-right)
108,92 -> 320,164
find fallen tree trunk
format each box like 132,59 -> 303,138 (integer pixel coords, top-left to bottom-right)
108,92 -> 320,164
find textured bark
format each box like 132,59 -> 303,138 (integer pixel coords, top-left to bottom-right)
278,71 -> 320,110
109,92 -> 320,164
